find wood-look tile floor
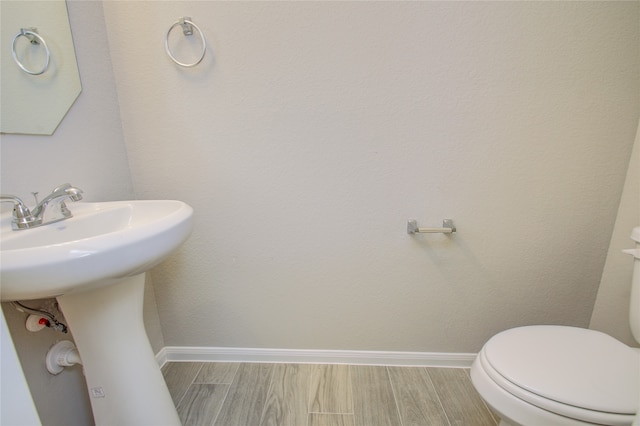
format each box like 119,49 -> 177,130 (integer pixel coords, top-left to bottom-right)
161,362 -> 498,426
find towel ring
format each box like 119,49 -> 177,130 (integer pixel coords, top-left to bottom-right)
165,17 -> 206,68
11,28 -> 50,75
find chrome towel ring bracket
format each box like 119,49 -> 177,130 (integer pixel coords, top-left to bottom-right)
165,17 -> 206,68
11,27 -> 51,75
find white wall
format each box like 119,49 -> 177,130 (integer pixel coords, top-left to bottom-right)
104,1 -> 640,353
590,120 -> 640,347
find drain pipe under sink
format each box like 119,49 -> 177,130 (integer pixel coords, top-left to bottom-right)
46,340 -> 82,375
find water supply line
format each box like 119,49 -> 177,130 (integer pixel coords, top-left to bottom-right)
12,301 -> 68,333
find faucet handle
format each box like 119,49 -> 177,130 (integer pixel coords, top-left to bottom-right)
31,191 -> 39,205
0,195 -> 41,229
12,202 -> 41,229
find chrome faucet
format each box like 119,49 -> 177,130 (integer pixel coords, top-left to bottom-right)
1,183 -> 83,230
31,183 -> 83,225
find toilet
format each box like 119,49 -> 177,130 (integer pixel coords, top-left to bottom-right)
471,227 -> 640,426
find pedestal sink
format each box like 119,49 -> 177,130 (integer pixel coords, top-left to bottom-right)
0,200 -> 194,425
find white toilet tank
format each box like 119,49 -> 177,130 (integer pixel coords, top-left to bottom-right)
627,227 -> 640,344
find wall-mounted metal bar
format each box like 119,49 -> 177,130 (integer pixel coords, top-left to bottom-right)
407,219 -> 456,234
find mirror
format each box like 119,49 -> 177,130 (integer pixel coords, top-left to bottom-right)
1,1 -> 81,135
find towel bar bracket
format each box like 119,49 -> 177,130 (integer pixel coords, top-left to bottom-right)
407,219 -> 456,235
178,17 -> 194,36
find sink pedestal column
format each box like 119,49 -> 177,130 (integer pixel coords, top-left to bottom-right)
57,273 -> 180,426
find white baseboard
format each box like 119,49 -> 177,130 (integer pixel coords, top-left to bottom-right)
156,346 -> 476,369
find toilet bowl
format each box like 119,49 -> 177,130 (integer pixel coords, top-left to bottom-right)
471,326 -> 639,425
471,227 -> 640,426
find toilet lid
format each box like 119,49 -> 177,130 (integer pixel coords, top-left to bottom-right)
484,325 -> 639,415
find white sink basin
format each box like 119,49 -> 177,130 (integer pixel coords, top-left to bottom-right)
0,200 -> 193,301
1,198 -> 193,425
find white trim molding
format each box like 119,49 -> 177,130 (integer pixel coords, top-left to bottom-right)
156,346 -> 477,369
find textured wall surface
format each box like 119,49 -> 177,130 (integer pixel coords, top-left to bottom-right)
104,1 -> 640,353
590,121 -> 640,347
